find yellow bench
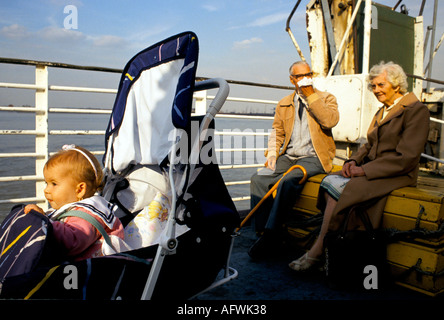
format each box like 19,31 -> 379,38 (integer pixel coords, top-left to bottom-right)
286,169 -> 444,296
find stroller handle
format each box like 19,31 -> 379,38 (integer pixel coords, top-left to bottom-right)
194,78 -> 230,117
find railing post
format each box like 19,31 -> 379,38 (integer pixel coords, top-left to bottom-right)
361,0 -> 372,74
35,65 -> 49,210
413,16 -> 424,99
194,90 -> 207,116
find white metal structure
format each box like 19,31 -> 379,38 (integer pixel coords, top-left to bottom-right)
0,57 -> 443,212
0,58 -> 280,211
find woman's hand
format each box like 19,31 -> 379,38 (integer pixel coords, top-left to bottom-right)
349,165 -> 366,177
342,160 -> 366,178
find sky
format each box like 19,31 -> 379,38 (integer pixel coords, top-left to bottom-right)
0,0 -> 444,109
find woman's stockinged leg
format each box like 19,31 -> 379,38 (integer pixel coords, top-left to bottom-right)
289,193 -> 337,271
307,193 -> 337,258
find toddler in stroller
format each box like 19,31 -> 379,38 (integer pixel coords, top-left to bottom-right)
0,31 -> 239,300
24,144 -> 126,261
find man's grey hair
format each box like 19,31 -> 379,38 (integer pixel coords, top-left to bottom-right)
289,61 -> 311,75
367,61 -> 408,94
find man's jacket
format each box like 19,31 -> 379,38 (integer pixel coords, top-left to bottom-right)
266,89 -> 339,173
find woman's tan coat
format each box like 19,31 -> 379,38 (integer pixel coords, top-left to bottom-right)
319,92 -> 430,230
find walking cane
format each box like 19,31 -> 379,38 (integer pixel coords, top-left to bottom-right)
236,164 -> 308,232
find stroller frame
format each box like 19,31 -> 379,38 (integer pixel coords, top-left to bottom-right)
101,31 -> 241,299
103,76 -> 239,299
138,78 -> 239,300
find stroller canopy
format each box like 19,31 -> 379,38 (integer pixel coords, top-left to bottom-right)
105,31 -> 199,172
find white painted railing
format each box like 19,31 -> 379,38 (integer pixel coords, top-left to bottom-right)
1,58 -> 443,213
0,58 -> 280,210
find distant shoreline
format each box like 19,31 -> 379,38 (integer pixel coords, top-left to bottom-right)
217,112 -> 274,116
2,105 -> 275,117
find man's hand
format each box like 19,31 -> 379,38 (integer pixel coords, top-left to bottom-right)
342,160 -> 365,178
24,204 -> 45,215
299,85 -> 315,97
267,156 -> 276,171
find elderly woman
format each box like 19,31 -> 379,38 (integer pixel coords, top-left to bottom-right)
289,61 -> 430,271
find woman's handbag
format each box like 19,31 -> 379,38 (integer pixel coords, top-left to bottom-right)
323,208 -> 389,290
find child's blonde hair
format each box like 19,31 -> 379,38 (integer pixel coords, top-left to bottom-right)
45,145 -> 103,198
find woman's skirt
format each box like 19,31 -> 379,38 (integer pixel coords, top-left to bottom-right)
319,174 -> 350,201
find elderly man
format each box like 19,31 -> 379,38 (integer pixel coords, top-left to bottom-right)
289,61 -> 430,272
249,61 -> 339,259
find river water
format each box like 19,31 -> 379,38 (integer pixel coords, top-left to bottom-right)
0,110 -> 272,221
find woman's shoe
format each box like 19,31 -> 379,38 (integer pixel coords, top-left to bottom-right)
288,252 -> 322,272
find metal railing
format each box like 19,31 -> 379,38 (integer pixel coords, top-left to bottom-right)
1,57 -> 443,213
0,57 -> 282,210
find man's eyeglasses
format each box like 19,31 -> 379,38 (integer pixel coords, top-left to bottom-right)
291,72 -> 313,79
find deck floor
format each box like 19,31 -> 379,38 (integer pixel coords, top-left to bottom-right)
195,224 -> 437,301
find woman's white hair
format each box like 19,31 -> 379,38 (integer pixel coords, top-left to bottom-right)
367,61 -> 408,94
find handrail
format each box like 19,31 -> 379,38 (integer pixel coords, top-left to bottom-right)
0,57 -> 123,73
327,0 -> 363,77
285,0 -> 306,61
0,57 -> 443,211
0,57 -> 293,91
0,58 -> 278,208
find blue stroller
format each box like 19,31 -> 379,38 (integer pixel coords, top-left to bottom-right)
0,32 -> 240,300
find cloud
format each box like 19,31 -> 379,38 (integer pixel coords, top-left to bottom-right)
202,4 -> 219,12
38,26 -> 86,42
49,0 -> 83,6
129,27 -> 172,43
0,23 -> 128,49
233,37 -> 263,49
126,26 -> 174,49
229,12 -> 288,30
0,24 -> 30,39
247,12 -> 288,27
91,34 -> 128,47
